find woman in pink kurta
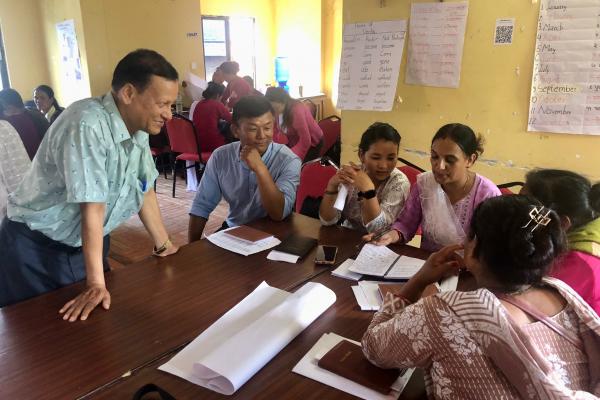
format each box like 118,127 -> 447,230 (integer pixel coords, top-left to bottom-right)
219,61 -> 252,109
371,123 -> 500,251
265,87 -> 323,162
524,169 -> 600,315
363,195 -> 600,399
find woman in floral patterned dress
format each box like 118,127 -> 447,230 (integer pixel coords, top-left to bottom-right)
362,195 -> 600,399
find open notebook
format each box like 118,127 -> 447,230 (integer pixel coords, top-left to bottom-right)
349,244 -> 426,279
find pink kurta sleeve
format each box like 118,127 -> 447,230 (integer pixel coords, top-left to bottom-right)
391,183 -> 423,243
288,104 -> 316,160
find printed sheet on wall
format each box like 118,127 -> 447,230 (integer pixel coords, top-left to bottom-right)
528,0 -> 600,135
405,2 -> 469,88
336,20 -> 407,112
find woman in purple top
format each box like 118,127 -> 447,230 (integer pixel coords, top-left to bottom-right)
369,123 -> 501,251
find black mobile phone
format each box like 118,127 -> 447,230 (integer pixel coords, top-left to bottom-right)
315,245 -> 338,265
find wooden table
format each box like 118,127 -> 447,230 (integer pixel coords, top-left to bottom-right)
0,213 -> 363,400
88,244 -> 432,400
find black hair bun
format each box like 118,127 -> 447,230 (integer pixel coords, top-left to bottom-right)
590,183 -> 600,214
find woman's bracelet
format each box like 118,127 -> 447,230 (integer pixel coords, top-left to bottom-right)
153,237 -> 172,256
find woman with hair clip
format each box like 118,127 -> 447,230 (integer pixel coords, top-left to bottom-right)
319,122 -> 409,234
265,86 -> 324,162
33,85 -> 64,124
368,123 -> 500,251
523,169 -> 600,314
363,195 -> 600,399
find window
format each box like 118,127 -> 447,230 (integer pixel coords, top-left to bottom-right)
201,16 -> 255,84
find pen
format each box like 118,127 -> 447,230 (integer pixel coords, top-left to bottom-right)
319,156 -> 339,170
355,229 -> 389,250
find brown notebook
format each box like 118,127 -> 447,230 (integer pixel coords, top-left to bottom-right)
224,225 -> 272,243
378,282 -> 439,300
317,339 -> 401,394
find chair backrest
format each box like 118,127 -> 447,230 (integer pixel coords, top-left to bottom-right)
295,159 -> 337,215
397,157 -> 425,187
165,116 -> 200,156
318,115 -> 341,157
498,181 -> 524,195
397,165 -> 421,187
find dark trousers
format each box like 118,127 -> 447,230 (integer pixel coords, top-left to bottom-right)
0,217 -> 110,307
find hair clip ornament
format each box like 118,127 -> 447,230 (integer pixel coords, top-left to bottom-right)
522,207 -> 551,232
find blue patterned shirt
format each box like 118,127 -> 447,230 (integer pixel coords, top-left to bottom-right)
190,142 -> 301,226
7,92 -> 158,247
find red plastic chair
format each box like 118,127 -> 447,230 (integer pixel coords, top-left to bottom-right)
295,159 -> 337,218
397,157 -> 425,187
498,181 -> 524,195
318,115 -> 341,158
165,114 -> 212,197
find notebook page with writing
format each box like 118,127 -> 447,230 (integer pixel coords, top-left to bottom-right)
349,244 -> 399,276
384,256 -> 426,279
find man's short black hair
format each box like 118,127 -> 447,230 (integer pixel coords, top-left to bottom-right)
111,49 -> 179,92
0,88 -> 24,109
232,95 -> 274,125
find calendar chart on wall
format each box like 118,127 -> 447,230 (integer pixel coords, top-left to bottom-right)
528,0 -> 600,135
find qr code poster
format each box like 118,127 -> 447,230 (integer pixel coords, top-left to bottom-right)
494,18 -> 514,45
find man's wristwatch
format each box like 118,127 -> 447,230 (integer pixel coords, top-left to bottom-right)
357,189 -> 376,200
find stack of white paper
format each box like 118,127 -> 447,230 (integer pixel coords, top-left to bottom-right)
331,258 -> 362,281
293,332 -> 414,400
207,228 -> 281,256
159,281 -> 336,395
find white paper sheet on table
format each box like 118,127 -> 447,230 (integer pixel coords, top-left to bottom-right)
331,258 -> 362,281
207,227 -> 281,256
159,281 -> 336,395
266,250 -> 300,264
439,274 -> 459,292
293,332 -> 413,400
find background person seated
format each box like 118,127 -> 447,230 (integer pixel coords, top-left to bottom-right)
192,82 -> 232,152
219,61 -> 252,109
319,122 -> 409,234
523,168 -> 600,315
0,88 -> 49,160
370,123 -> 500,251
363,195 -> 600,398
188,96 -> 301,242
33,85 -> 65,124
265,86 -> 324,162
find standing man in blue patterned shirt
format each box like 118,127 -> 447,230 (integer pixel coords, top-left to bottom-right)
0,49 -> 179,320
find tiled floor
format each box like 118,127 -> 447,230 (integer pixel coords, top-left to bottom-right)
108,175 -> 228,268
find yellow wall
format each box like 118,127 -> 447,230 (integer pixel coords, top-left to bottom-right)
40,0 -> 91,106
80,0 -> 204,99
274,0 -> 322,96
0,0 -> 50,99
200,0 -> 275,91
321,0 -> 342,117
342,0 -> 600,182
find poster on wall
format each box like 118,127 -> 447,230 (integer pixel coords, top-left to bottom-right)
56,19 -> 86,104
336,20 -> 407,112
405,2 -> 469,88
527,0 -> 600,135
